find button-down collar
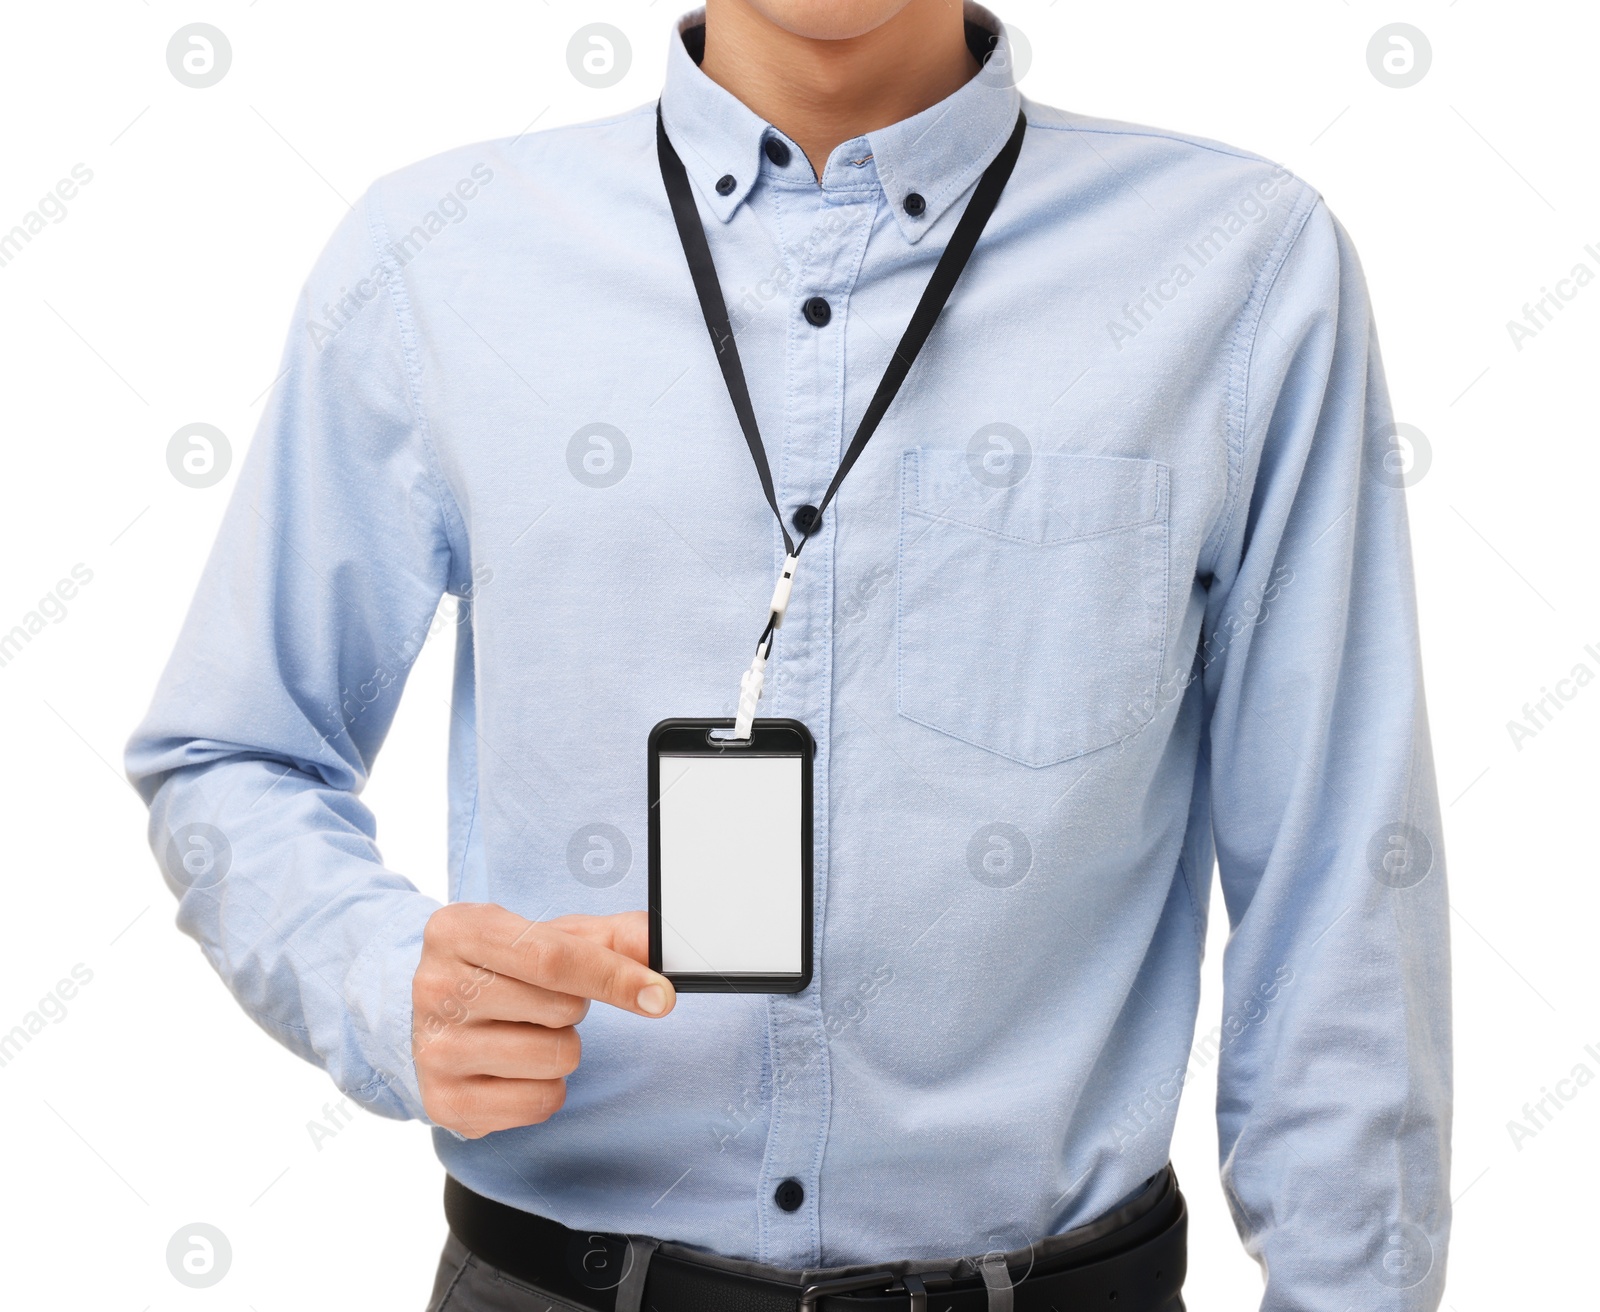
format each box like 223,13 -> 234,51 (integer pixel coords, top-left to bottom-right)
658,3 -> 1023,243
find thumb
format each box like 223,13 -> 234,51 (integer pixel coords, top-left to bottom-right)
545,911 -> 670,1009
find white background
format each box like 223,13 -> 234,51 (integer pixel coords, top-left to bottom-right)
0,2 -> 1594,1307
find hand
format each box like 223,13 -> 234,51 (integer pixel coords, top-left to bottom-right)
412,903 -> 674,1137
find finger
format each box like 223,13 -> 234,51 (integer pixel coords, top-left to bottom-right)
544,910 -> 650,964
413,946 -> 584,1031
459,909 -> 674,1018
432,1075 -> 568,1137
470,976 -> 591,1028
434,1020 -> 580,1081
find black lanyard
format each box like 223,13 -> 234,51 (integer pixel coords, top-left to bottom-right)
656,104 -> 1026,566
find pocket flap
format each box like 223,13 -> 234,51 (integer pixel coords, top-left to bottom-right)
909,449 -> 1168,545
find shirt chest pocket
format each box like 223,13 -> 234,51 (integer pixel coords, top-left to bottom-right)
895,447 -> 1171,768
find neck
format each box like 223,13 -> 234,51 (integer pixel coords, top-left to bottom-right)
699,1 -> 980,177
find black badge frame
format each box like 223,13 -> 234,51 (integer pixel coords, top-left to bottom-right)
647,718 -> 814,993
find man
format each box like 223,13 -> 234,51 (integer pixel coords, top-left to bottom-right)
126,2 -> 1451,1309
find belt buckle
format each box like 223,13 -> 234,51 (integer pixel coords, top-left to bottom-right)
797,1269 -> 897,1311
797,1269 -> 938,1312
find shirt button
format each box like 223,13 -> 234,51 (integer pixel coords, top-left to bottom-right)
774,1178 -> 805,1212
715,174 -> 736,196
792,504 -> 822,535
802,296 -> 832,327
764,137 -> 791,167
903,192 -> 927,217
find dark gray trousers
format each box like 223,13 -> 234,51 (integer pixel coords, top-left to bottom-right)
428,1232 -> 592,1312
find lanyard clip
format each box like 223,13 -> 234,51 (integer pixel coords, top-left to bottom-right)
768,554 -> 798,628
731,555 -> 799,740
733,647 -> 767,740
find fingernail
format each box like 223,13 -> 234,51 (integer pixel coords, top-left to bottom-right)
637,983 -> 669,1016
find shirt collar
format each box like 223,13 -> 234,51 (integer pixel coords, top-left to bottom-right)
658,4 -> 1023,244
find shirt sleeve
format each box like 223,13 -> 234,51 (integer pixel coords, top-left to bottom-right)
125,187 -> 468,1122
1199,198 -> 1451,1310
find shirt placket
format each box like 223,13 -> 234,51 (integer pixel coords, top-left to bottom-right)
753,164 -> 879,1267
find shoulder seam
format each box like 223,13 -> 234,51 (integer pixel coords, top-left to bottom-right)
1024,115 -> 1286,172
1199,181 -> 1323,578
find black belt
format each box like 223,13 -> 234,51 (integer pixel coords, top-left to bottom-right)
444,1167 -> 1186,1312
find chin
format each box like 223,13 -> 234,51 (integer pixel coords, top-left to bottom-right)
734,0 -> 920,42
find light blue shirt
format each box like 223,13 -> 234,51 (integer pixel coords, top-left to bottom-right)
126,9 -> 1450,1307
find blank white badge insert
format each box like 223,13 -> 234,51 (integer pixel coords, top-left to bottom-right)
657,753 -> 802,975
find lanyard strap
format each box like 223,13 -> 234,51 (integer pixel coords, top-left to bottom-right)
656,103 -> 1027,559
656,103 -> 1026,736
